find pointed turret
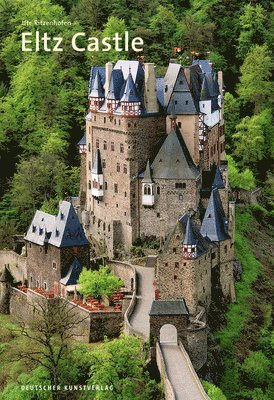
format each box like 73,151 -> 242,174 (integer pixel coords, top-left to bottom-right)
77,134 -> 86,154
200,75 -> 210,101
89,71 -> 105,112
183,217 -> 197,259
143,161 -> 153,183
200,188 -> 229,241
91,149 -> 103,198
106,69 -> 124,113
142,161 -> 154,206
212,166 -> 225,189
120,72 -> 141,117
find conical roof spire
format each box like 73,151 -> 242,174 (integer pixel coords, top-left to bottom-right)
92,149 -> 103,175
200,188 -> 229,242
89,71 -> 104,98
183,217 -> 197,245
200,74 -> 210,101
143,160 -> 153,183
120,72 -> 140,102
212,166 -> 225,189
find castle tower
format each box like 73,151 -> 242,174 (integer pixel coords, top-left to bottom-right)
157,214 -> 212,315
200,188 -> 235,302
0,267 -> 14,314
89,71 -> 105,112
144,63 -> 159,113
120,72 -> 141,117
183,218 -> 197,259
85,60 -> 166,257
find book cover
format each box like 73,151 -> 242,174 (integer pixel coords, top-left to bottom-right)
0,1 -> 273,399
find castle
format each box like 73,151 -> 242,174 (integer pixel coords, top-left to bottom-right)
0,58 -> 236,378
78,58 -> 235,315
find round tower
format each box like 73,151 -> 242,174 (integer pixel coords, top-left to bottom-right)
0,266 -> 14,314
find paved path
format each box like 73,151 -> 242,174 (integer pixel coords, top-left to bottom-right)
128,265 -> 208,400
161,343 -> 208,400
129,265 -> 154,338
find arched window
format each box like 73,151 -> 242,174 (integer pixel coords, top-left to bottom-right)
147,186 -> 151,195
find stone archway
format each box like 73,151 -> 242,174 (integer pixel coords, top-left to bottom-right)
160,324 -> 178,344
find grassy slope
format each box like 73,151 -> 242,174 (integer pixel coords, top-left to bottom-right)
216,206 -> 273,399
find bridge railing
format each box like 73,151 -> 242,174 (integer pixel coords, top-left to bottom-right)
178,340 -> 210,400
156,342 -> 176,400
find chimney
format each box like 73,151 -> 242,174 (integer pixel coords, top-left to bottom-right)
218,70 -> 223,95
144,63 -> 159,114
105,61 -> 113,96
184,67 -> 191,86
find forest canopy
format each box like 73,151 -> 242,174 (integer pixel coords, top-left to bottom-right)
0,0 -> 273,229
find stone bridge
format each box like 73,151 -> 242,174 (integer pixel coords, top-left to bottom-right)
125,263 -> 209,400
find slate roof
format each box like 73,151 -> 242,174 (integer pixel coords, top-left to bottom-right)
183,217 -> 197,246
143,161 -> 153,183
92,149 -> 103,175
106,69 -> 124,100
149,126 -> 199,180
212,166 -> 225,189
0,266 -> 14,283
200,188 -> 229,242
25,201 -> 89,248
178,213 -> 211,256
120,72 -> 141,103
149,299 -> 189,316
77,133 -> 86,146
167,67 -> 198,114
163,63 -> 181,107
89,66 -> 106,95
60,258 -> 82,286
89,71 -> 104,98
200,75 -> 211,101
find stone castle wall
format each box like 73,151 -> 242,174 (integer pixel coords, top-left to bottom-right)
26,243 -> 89,292
157,226 -> 212,316
0,250 -> 27,283
85,112 -> 166,254
7,288 -> 122,342
138,177 -> 200,239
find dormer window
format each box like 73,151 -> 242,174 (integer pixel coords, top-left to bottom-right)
39,228 -> 43,235
60,212 -> 64,220
32,225 -> 36,233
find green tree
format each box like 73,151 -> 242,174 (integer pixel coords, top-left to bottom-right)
148,5 -> 179,64
224,92 -> 240,149
241,351 -> 271,387
237,4 -> 267,60
179,16 -> 215,52
237,44 -> 273,113
10,153 -> 77,229
78,266 -> 124,299
0,219 -> 18,249
227,155 -> 256,190
232,109 -> 273,171
84,335 -> 158,400
202,380 -> 227,400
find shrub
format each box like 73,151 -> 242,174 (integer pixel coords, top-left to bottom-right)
241,351 -> 271,387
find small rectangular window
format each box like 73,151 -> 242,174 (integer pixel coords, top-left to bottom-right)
123,164 -> 127,174
175,262 -> 179,268
111,142 -> 115,151
116,163 -> 120,172
96,139 -> 99,149
178,122 -> 182,128
103,141 -> 107,150
114,184 -> 118,193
